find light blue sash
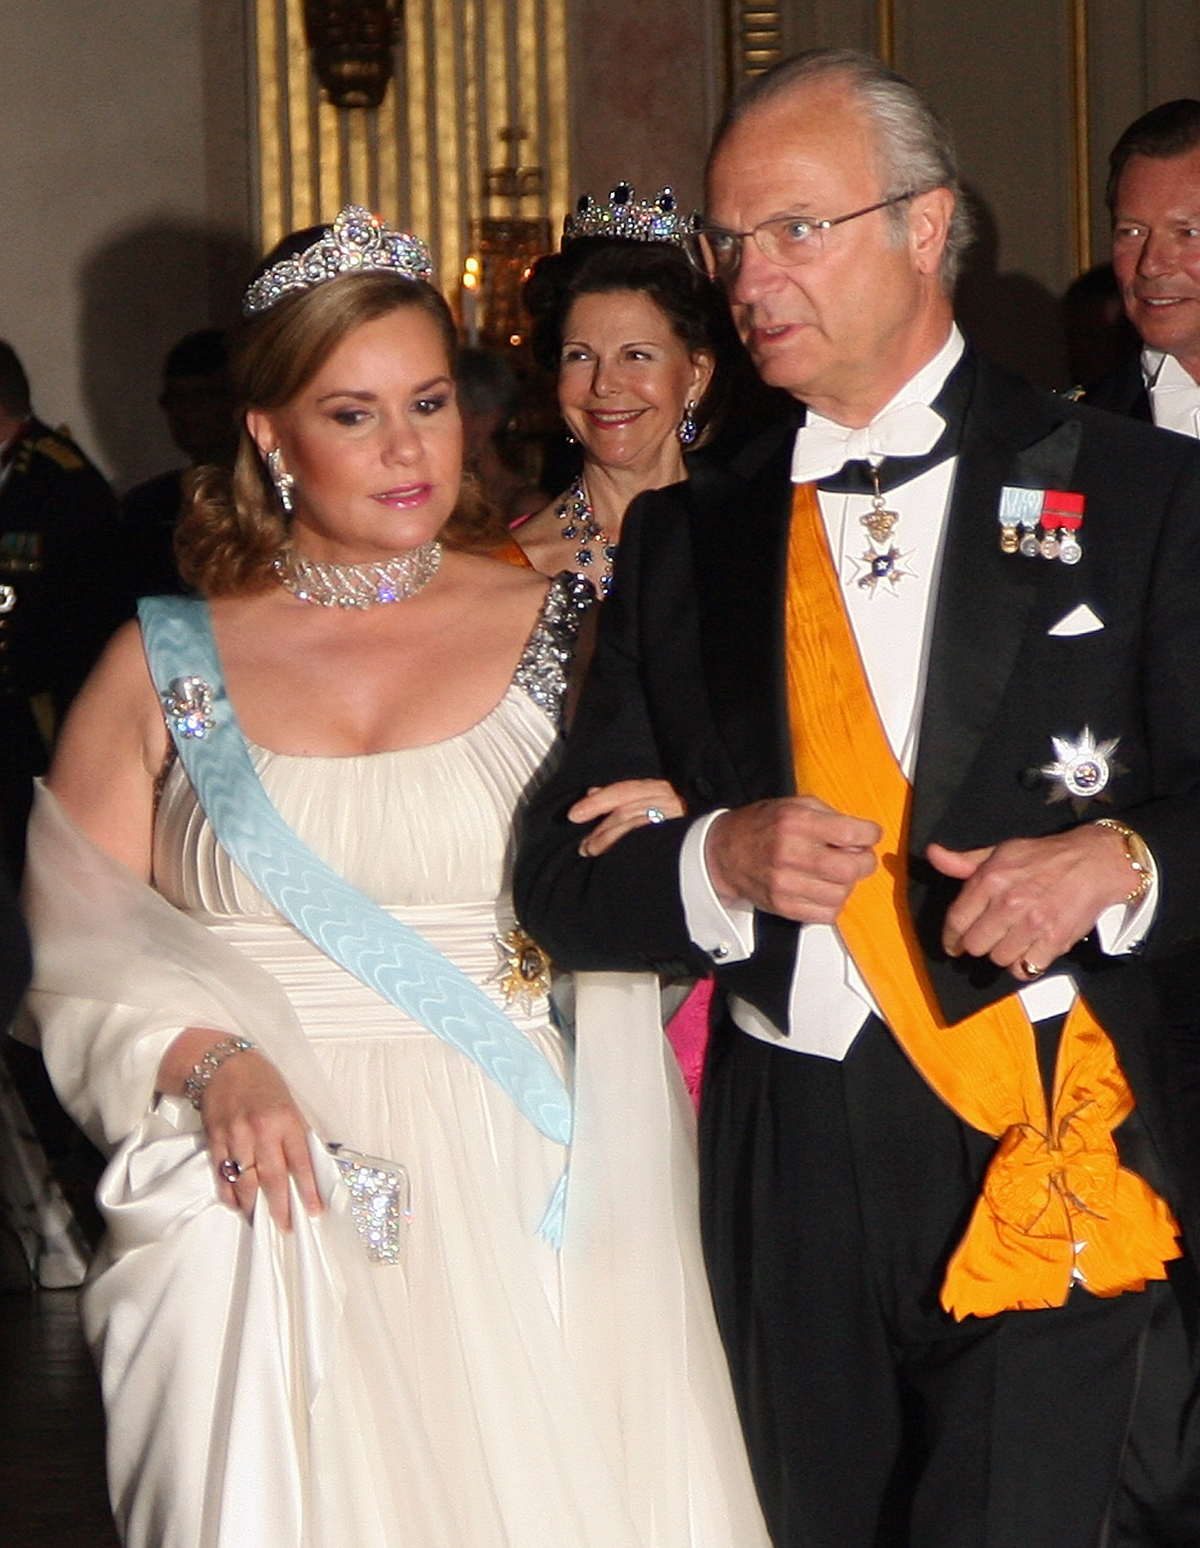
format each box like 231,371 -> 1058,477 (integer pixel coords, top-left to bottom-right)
139,597 -> 572,1240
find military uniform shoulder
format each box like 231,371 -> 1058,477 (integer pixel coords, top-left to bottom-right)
25,421 -> 89,473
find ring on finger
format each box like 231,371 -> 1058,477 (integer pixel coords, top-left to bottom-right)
1019,957 -> 1044,979
219,1157 -> 251,1183
645,806 -> 666,824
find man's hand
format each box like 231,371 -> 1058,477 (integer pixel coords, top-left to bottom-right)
928,823 -> 1140,981
706,796 -> 881,921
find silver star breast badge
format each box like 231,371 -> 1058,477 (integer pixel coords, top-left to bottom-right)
1039,727 -> 1122,815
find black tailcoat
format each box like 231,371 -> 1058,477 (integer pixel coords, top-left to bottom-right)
1084,350 -> 1153,422
516,350 -> 1200,1262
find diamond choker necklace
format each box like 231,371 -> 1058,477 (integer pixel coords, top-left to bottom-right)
273,540 -> 443,608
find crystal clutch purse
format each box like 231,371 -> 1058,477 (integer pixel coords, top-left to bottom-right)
327,1143 -> 412,1265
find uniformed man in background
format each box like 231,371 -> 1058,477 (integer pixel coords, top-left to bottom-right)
0,340 -> 119,877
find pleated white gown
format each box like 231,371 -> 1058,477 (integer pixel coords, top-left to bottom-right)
52,616 -> 769,1548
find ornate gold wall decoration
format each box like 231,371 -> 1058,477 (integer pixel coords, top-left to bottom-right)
877,0 -> 894,66
726,4 -> 783,89
254,0 -> 569,299
1069,0 -> 1091,274
303,0 -> 403,109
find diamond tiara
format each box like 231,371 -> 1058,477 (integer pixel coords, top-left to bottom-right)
562,183 -> 701,249
242,205 -> 434,317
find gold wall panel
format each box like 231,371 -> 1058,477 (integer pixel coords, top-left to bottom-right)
1070,0 -> 1091,274
727,5 -> 784,88
253,0 -> 568,298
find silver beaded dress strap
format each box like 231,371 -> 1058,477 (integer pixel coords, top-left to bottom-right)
512,572 -> 595,728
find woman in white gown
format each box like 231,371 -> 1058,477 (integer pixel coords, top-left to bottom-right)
24,207 -> 769,1548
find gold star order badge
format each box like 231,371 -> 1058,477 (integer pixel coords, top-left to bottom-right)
492,927 -> 552,1011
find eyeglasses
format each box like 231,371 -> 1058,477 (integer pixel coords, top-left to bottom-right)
687,191 -> 919,281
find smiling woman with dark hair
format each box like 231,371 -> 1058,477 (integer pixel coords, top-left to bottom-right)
515,192 -> 734,594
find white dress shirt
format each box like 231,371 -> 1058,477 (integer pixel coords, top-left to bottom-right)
681,326 -> 1155,1059
1144,348 -> 1200,438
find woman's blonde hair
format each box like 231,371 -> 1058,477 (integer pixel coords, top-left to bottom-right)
176,270 -> 502,596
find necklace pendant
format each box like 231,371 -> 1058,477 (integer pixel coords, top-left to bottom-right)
556,474 -> 615,596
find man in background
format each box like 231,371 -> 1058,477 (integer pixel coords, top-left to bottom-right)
119,328 -> 235,598
1089,98 -> 1200,433
0,339 -> 118,876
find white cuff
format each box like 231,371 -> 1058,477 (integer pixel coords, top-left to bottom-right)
1095,865 -> 1158,956
679,810 -> 755,964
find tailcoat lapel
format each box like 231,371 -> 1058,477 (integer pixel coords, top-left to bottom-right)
689,422 -> 799,803
687,360 -> 1086,849
908,362 -> 1083,854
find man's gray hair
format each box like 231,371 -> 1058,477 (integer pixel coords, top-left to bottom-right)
711,48 -> 973,290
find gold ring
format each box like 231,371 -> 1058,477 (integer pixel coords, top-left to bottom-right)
1019,958 -> 1044,979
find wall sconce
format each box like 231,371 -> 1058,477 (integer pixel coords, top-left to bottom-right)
303,0 -> 403,109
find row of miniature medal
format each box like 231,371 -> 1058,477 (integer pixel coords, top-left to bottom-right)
998,486 -> 1084,565
844,477 -> 1086,599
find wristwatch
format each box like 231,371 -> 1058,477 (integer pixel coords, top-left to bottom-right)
1092,818 -> 1154,905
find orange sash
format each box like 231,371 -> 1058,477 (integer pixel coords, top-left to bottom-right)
784,481 -> 1180,1318
491,535 -> 535,568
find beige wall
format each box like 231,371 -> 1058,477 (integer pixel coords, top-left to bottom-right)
0,0 -> 253,490
568,0 -> 1200,388
567,0 -> 721,218
1088,0 -> 1200,257
5,0 -> 1198,463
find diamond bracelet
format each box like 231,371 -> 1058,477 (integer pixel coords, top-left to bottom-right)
183,1036 -> 255,1110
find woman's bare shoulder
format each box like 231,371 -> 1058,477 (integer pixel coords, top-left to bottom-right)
444,546 -> 551,602
511,498 -> 567,577
76,618 -> 160,713
47,619 -> 168,874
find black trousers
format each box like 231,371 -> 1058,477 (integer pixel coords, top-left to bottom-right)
699,1014 -> 1200,1548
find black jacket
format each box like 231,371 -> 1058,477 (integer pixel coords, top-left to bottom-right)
1083,351 -> 1153,422
515,351 -> 1200,1250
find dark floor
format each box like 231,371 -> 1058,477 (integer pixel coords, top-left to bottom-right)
0,1288 -> 119,1547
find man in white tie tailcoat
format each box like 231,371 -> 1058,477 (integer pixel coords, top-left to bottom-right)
516,48 -> 1200,1548
1089,99 -> 1200,435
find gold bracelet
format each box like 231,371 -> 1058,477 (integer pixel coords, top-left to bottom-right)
1092,818 -> 1153,905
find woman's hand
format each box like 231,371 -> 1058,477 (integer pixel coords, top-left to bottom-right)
160,1030 -> 323,1230
569,779 -> 686,857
